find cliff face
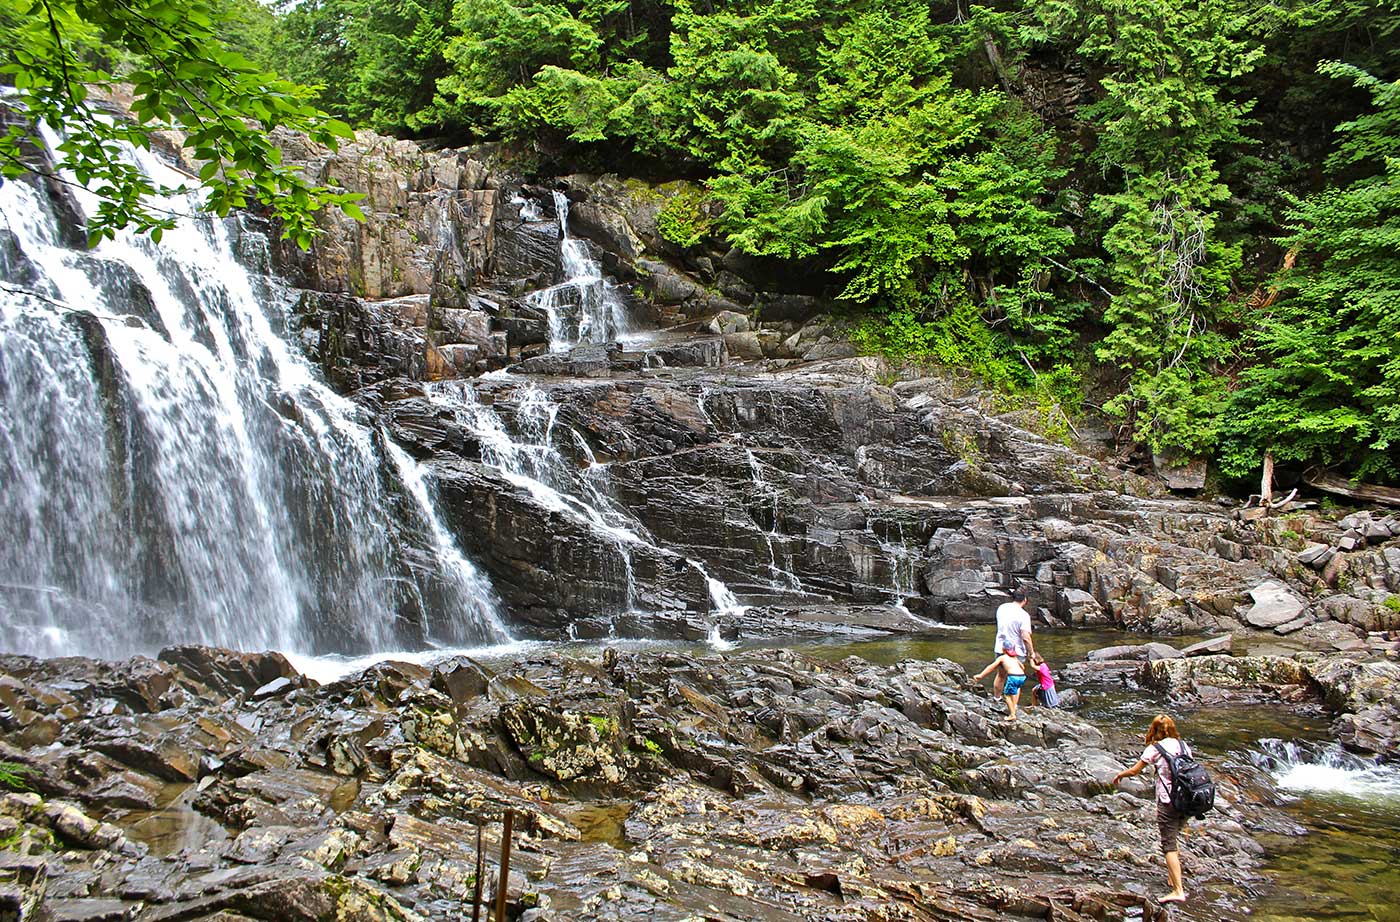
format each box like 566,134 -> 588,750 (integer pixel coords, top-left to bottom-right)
254,128 -> 1400,646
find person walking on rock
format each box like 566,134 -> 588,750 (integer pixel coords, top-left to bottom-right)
1031,652 -> 1059,707
1111,714 -> 1193,904
990,588 -> 1035,697
973,651 -> 1027,720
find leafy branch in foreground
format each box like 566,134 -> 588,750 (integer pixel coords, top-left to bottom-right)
0,0 -> 363,247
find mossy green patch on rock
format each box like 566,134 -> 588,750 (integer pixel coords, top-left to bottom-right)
502,700 -> 634,784
320,875 -> 426,922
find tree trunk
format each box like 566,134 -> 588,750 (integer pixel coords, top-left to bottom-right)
1304,470 -> 1400,507
1261,451 -> 1274,506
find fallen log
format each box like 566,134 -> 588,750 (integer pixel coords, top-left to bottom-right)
1304,469 -> 1400,507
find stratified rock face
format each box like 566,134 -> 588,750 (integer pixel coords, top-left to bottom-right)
250,125 -> 1400,649
0,647 -> 1294,921
360,361 -> 1332,640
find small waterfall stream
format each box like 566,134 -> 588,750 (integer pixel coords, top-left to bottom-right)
426,380 -> 744,641
744,449 -> 803,591
0,147 -> 506,658
527,191 -> 633,351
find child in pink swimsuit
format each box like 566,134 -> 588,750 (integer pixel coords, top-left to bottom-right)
1032,653 -> 1059,707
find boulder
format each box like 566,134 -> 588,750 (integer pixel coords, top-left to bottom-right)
1086,644 -> 1148,662
158,647 -> 300,699
1243,581 -> 1305,629
1058,588 -> 1105,625
1180,635 -> 1233,657
1153,453 -> 1207,490
722,331 -> 764,360
1297,543 -> 1333,568
1142,654 -> 1309,694
706,310 -> 751,335
1143,642 -> 1184,661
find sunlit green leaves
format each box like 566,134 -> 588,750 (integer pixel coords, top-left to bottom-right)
0,0 -> 364,246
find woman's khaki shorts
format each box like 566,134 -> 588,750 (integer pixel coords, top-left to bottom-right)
1157,802 -> 1186,854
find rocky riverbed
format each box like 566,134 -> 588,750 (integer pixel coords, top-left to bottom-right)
0,642 -> 1324,922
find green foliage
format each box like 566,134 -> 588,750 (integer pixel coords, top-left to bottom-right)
852,299 -> 1026,391
0,760 -> 35,792
1220,63 -> 1400,482
1384,595 -> 1400,614
0,0 -> 362,247
5,0 -> 1396,480
1022,0 -> 1264,455
656,184 -> 715,247
1029,363 -> 1086,444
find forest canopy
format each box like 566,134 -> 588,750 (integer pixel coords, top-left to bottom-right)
3,0 -> 1398,484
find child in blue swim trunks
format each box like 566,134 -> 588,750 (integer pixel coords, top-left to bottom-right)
974,652 -> 1028,720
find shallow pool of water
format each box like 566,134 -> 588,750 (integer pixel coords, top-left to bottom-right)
800,624 -> 1216,694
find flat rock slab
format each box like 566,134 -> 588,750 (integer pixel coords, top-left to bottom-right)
46,899 -> 136,922
1181,635 -> 1234,657
1244,581 -> 1305,629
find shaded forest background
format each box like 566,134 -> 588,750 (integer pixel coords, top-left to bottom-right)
21,0 -> 1400,487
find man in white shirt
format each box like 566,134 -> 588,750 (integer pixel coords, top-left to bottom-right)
990,588 -> 1035,699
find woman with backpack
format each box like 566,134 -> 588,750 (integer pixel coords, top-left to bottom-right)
1111,714 -> 1213,904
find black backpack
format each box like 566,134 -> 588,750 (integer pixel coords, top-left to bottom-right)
1154,741 -> 1216,818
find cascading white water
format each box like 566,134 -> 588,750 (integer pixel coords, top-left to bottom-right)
744,449 -> 803,591
426,380 -> 742,643
1251,739 -> 1400,800
0,147 -> 506,658
527,191 -> 632,351
870,520 -> 920,606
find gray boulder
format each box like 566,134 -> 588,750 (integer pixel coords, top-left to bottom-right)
1243,581 -> 1306,629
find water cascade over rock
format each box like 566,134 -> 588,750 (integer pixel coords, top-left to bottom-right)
0,147 -> 506,658
417,380 -> 748,641
529,191 -> 633,351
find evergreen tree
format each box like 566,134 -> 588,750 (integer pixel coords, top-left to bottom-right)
1222,63 -> 1400,482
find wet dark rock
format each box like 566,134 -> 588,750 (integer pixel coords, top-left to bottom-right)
158,647 -> 299,700
0,645 -> 1312,921
43,898 -> 135,922
430,455 -> 709,635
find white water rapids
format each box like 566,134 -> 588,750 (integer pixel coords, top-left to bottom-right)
1253,738 -> 1400,802
528,191 -> 634,352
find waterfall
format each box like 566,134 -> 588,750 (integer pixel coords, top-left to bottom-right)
426,380 -> 742,643
870,520 -> 920,608
744,449 -> 803,591
0,146 -> 506,658
1250,739 -> 1400,800
527,191 -> 632,351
